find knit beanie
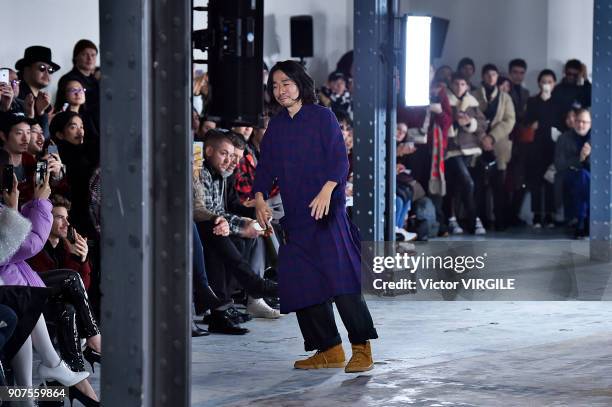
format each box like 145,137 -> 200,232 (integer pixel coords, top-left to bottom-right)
73,39 -> 98,59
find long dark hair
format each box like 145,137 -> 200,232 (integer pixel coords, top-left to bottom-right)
266,60 -> 317,107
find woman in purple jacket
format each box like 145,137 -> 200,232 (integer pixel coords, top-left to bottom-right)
0,169 -> 89,398
253,61 -> 377,373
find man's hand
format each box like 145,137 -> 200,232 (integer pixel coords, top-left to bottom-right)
2,174 -> 19,210
0,83 -> 14,112
65,231 -> 89,262
530,121 -> 539,130
212,216 -> 230,236
24,93 -> 35,118
309,181 -> 336,220
580,142 -> 591,162
254,193 -> 272,229
482,135 -> 495,151
240,219 -> 264,239
397,143 -> 416,157
43,154 -> 62,177
33,171 -> 51,201
34,91 -> 51,116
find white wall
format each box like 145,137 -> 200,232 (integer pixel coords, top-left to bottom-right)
263,0 -> 353,87
401,0 -> 593,92
0,0 -> 99,97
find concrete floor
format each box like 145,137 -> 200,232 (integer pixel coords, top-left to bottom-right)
192,300 -> 612,407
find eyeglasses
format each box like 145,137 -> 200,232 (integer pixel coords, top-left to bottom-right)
37,64 -> 55,74
10,79 -> 20,86
68,87 -> 86,95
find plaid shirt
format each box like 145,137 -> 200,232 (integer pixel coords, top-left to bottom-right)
235,144 -> 279,201
193,163 -> 244,234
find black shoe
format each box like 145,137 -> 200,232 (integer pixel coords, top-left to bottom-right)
200,313 -> 211,325
192,324 -> 210,337
208,309 -> 249,335
68,383 -> 100,406
83,347 -> 101,373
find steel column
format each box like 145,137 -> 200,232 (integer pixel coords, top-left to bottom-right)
100,0 -> 192,405
591,0 -> 612,261
353,0 -> 391,242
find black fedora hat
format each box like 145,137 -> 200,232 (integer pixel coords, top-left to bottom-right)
15,46 -> 61,72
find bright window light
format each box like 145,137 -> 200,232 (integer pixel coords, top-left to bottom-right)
404,16 -> 431,106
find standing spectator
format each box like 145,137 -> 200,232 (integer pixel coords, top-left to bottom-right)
57,40 -> 100,132
433,65 -> 453,89
474,64 -> 516,230
555,108 -> 591,239
54,78 -> 99,141
15,46 -> 59,138
552,59 -> 591,127
457,57 -> 477,91
508,59 -> 530,125
523,69 -> 560,228
445,73 -> 487,234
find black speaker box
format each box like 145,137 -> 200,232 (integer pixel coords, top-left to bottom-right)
290,16 -> 313,58
430,17 -> 449,59
206,0 -> 263,126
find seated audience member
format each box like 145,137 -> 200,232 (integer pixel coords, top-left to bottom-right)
0,163 -> 90,395
0,68 -> 26,115
235,117 -> 281,213
457,57 -> 477,91
57,40 -> 100,131
0,304 -> 17,384
193,130 -> 278,333
552,59 -> 591,125
474,64 -> 516,231
0,113 -> 63,208
54,77 -> 99,144
394,123 -> 417,241
50,111 -> 98,238
26,194 -> 101,402
196,116 -> 217,141
523,69 -> 560,228
15,46 -> 60,138
318,71 -> 352,117
445,73 -> 487,235
555,108 -> 591,239
223,133 -> 280,318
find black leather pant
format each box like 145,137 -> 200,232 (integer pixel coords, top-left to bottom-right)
38,269 -> 100,372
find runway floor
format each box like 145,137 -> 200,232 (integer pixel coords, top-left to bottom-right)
192,299 -> 612,407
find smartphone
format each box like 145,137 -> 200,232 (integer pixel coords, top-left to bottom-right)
0,69 -> 9,84
35,160 -> 48,186
47,144 -> 59,156
253,222 -> 265,232
67,226 -> 76,244
1,164 -> 14,193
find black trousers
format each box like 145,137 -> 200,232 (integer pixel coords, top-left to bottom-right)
295,294 -> 378,352
197,220 -> 266,304
39,269 -> 100,372
444,156 -> 476,232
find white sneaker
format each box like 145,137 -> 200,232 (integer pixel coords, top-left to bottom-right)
448,217 -> 463,234
38,360 -> 89,387
246,298 -> 281,319
395,226 -> 417,241
533,222 -> 542,229
475,217 -> 486,235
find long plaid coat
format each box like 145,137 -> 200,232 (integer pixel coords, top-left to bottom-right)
252,103 -> 362,313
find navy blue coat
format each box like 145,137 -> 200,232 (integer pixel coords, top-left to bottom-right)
253,103 -> 362,313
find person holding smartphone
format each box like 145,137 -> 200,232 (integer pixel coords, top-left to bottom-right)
253,61 -> 378,373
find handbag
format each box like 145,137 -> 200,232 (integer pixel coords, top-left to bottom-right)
517,126 -> 535,143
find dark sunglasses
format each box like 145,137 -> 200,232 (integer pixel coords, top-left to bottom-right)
38,64 -> 55,74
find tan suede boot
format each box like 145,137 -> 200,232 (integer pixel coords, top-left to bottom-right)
344,341 -> 373,373
294,343 -> 346,369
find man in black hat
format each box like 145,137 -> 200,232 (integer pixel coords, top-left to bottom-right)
57,39 -> 100,131
15,46 -> 60,138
